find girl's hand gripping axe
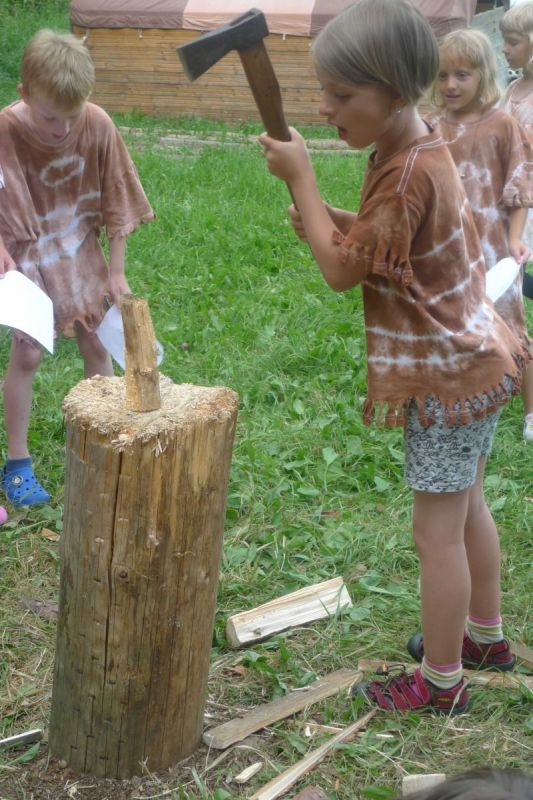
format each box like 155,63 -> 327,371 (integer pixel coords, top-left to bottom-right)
177,8 -> 296,202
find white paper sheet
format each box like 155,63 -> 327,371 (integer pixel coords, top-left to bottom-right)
485,257 -> 521,302
95,303 -> 164,369
0,271 -> 54,353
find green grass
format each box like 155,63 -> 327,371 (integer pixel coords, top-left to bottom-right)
0,2 -> 532,798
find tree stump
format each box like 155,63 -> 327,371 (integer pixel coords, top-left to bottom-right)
49,371 -> 239,778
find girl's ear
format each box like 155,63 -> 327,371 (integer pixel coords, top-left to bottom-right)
17,84 -> 27,102
390,90 -> 406,115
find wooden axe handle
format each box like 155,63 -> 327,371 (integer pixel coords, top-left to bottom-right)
239,43 -> 297,207
239,43 -> 290,141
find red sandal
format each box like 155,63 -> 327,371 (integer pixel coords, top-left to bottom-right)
352,666 -> 469,715
408,632 -> 515,672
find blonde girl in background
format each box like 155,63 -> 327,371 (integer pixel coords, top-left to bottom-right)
500,1 -> 533,441
430,28 -> 533,441
260,0 -> 528,713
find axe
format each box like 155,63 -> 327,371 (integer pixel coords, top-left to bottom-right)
177,8 -> 296,201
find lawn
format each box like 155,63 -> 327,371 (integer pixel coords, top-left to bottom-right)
0,2 -> 531,799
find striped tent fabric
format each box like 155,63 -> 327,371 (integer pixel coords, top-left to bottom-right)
70,0 -> 476,37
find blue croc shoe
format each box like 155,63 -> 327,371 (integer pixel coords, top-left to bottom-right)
1,460 -> 50,507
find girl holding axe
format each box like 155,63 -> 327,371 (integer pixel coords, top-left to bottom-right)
259,0 -> 529,714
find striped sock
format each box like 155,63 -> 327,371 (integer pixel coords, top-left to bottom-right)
421,657 -> 463,690
466,614 -> 503,644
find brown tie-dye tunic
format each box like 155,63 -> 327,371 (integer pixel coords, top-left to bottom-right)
500,78 -> 533,250
427,108 -> 532,343
332,127 -> 528,428
0,101 -> 154,335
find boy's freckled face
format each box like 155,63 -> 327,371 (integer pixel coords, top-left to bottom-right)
502,33 -> 530,70
315,65 -> 396,151
22,92 -> 85,145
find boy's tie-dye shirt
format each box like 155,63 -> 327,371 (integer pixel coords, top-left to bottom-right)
427,107 -> 532,341
500,77 -> 533,251
0,101 -> 154,335
332,126 -> 528,428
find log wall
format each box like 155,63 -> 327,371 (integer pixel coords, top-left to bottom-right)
74,26 -> 322,124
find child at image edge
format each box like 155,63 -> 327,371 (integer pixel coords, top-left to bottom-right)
0,236 -> 16,525
260,0 -> 529,713
428,27 -> 533,442
0,30 -> 154,507
500,1 -> 533,440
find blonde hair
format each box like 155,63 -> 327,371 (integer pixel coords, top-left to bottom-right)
431,29 -> 501,111
311,0 -> 438,105
500,2 -> 533,70
21,29 -> 94,111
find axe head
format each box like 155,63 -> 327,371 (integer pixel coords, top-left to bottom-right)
178,8 -> 269,81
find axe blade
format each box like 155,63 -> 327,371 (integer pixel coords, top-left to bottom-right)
177,8 -> 269,81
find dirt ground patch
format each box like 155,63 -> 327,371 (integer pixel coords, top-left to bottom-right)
0,741 -> 234,799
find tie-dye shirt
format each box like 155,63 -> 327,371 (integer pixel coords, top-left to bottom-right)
500,77 -> 533,251
427,108 -> 532,342
0,101 -> 154,335
332,126 -> 528,428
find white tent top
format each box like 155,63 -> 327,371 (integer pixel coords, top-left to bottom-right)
70,0 -> 477,37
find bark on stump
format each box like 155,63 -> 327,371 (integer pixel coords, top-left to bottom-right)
49,374 -> 239,778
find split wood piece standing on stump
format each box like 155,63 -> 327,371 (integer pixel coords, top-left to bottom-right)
49,296 -> 239,779
121,294 -> 160,411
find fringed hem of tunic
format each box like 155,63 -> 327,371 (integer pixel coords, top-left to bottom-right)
107,211 -> 155,239
501,188 -> 533,209
331,195 -> 415,287
363,353 -> 528,428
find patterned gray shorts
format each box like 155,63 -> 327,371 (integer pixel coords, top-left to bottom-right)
404,403 -> 503,493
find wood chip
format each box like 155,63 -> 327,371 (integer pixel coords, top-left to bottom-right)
234,762 -> 264,784
40,528 -> 60,541
403,774 -> 446,796
292,787 -> 329,800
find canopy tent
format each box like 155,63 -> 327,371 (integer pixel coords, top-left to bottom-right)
71,0 -> 477,38
70,0 -> 496,124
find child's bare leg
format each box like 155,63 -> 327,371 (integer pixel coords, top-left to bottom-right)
412,488 -> 471,665
3,332 -> 42,459
524,362 -> 533,413
522,360 -> 533,441
75,322 -> 113,378
464,456 -> 501,620
2,332 -> 49,506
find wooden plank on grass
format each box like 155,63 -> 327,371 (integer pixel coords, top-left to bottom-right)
510,641 -> 533,670
249,710 -> 377,800
202,668 -> 362,750
0,729 -> 42,750
225,577 -> 353,648
357,659 -> 533,689
403,774 -> 446,796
